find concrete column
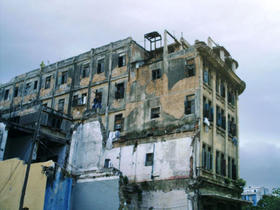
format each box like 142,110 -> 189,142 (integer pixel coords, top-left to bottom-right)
51,63 -> 59,109
87,49 -> 95,110
105,44 -> 113,134
212,72 -> 217,176
235,90 -> 240,178
225,82 -> 228,177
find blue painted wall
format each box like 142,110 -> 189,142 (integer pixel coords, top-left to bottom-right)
44,168 -> 72,210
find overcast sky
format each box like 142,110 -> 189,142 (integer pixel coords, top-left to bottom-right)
1,0 -> 279,190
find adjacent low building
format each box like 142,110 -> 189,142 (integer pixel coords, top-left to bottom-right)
242,186 -> 270,206
0,30 -> 248,209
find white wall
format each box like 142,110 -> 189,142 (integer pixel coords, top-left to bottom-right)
104,137 -> 193,182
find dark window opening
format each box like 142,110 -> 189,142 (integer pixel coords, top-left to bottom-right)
43,103 -> 48,107
45,76 -> 51,89
145,153 -> 154,166
202,144 -> 212,170
152,69 -> 161,80
185,95 -> 195,115
118,54 -> 126,67
104,159 -> 110,168
220,82 -> 225,97
185,59 -> 195,77
216,78 -> 220,94
82,64 -> 90,78
228,90 -> 235,106
24,83 -> 31,95
4,89 -> 9,100
228,156 -> 232,179
203,97 -> 213,122
14,87 -> 19,97
115,83 -> 124,99
34,81 -> 38,90
151,107 -> 160,119
221,153 -> 226,176
58,99 -> 65,112
228,115 -> 236,136
232,159 -> 237,180
95,91 -> 102,104
203,70 -> 211,86
61,71 -> 68,85
221,109 -> 226,130
216,151 -> 220,174
114,114 -> 124,131
97,59 -> 104,74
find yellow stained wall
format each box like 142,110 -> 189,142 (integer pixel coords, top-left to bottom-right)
0,158 -> 53,210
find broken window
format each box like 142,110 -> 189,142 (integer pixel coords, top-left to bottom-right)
216,151 -> 221,174
152,69 -> 161,80
221,153 -> 226,176
97,59 -> 104,74
58,98 -> 65,112
228,156 -> 232,179
34,80 -> 38,90
104,159 -> 110,168
203,70 -> 211,86
61,71 -> 68,85
228,90 -> 235,106
81,93 -> 87,105
115,83 -> 124,99
14,87 -> 19,97
118,54 -> 126,67
151,107 -> 160,119
114,114 -> 124,131
82,64 -> 90,78
145,153 -> 154,166
221,109 -> 226,130
216,77 -> 220,94
184,95 -> 195,115
216,106 -> 223,128
72,95 -> 79,106
45,76 -> 51,89
185,59 -> 195,77
220,82 -> 225,98
4,89 -> 9,100
232,159 -> 237,180
202,144 -> 212,170
203,97 -> 213,122
24,82 -> 31,95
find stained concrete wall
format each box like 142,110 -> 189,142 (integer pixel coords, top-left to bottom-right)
105,137 -> 193,182
68,120 -> 104,174
71,177 -> 120,210
0,123 -> 8,160
140,190 -> 193,210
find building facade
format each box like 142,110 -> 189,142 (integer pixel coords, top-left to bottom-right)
242,186 -> 270,206
0,30 -> 247,209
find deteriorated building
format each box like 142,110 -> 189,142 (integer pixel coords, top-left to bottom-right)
0,31 -> 247,209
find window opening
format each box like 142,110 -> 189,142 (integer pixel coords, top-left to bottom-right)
115,83 -> 124,99
152,69 -> 161,80
185,95 -> 195,115
82,64 -> 90,78
14,87 -> 19,97
4,89 -> 9,100
114,114 -> 124,131
151,107 -> 160,119
45,76 -> 51,89
34,81 -> 38,90
185,59 -> 195,77
97,59 -> 105,74
61,71 -> 68,84
145,153 -> 154,166
58,99 -> 65,112
118,54 -> 126,67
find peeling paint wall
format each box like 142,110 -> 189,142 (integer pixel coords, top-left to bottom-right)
68,120 -> 104,173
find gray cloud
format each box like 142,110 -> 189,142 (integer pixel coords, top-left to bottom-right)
1,0 -> 279,189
